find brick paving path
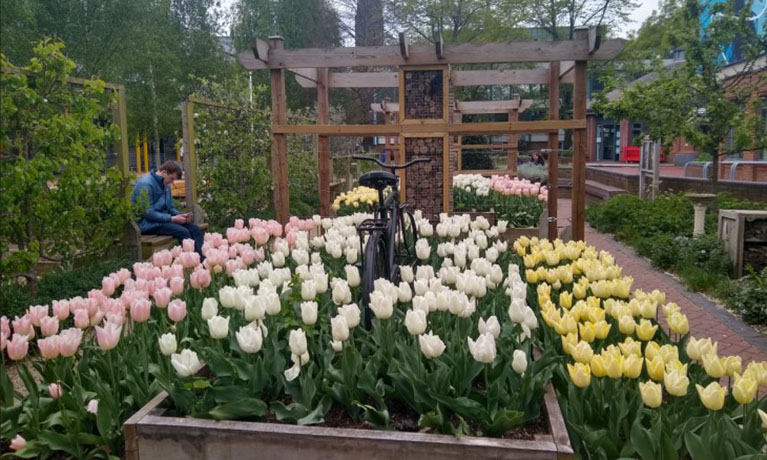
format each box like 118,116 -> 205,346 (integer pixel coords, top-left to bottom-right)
555,198 -> 767,365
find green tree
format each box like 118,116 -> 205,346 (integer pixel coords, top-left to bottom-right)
0,41 -> 132,290
595,0 -> 767,190
518,0 -> 639,40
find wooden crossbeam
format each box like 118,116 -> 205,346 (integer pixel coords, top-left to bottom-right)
239,37 -> 625,70
271,119 -> 584,136
371,99 -> 534,114
399,32 -> 409,60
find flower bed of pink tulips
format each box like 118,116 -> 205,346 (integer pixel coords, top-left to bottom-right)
453,174 -> 546,227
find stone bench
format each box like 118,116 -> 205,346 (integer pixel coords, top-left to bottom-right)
585,180 -> 626,202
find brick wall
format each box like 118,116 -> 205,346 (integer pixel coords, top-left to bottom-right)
717,162 -> 767,182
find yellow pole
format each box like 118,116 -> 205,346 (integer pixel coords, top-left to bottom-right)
135,133 -> 141,173
143,135 -> 149,173
176,142 -> 180,162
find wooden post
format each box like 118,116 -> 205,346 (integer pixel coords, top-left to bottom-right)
269,36 -> 290,224
383,111 -> 392,164
571,29 -> 588,242
652,141 -> 660,199
112,86 -> 131,199
317,67 -> 331,216
508,107 -> 519,176
547,61 -> 560,241
143,135 -> 149,173
181,100 -> 199,214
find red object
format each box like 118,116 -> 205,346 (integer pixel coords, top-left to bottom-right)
620,146 -> 666,163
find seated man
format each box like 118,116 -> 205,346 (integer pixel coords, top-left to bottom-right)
131,161 -> 203,256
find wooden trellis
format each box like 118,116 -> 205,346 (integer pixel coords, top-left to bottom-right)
238,28 -> 624,241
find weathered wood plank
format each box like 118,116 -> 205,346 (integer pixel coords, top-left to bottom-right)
572,56 -> 588,241
269,37 -> 290,225
548,61 -> 560,241
317,68 -> 331,217
272,119 -> 586,136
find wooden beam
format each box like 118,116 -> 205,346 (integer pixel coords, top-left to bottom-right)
587,27 -> 601,54
252,38 -> 270,62
317,68 -> 331,217
181,100 -> 198,213
453,69 -> 549,86
272,119 -> 586,136
434,32 -> 444,59
572,30 -> 588,242
399,32 -> 409,60
269,36 -> 290,225
508,107 -> 519,175
559,61 -> 575,79
290,68 -> 318,87
459,144 -> 514,150
547,61 -> 560,241
238,39 -> 626,69
372,99 -> 534,114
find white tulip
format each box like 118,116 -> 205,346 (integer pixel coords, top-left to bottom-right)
404,309 -> 427,336
331,315 -> 350,342
284,363 -> 301,381
332,279 -> 352,305
207,315 -> 230,339
345,247 -> 358,264
201,297 -> 218,320
485,247 -> 499,263
274,239 -> 289,256
415,265 -> 434,281
478,316 -> 501,338
345,265 -> 360,288
512,349 -> 528,375
291,248 -> 309,266
368,291 -> 393,319
468,333 -> 496,363
171,349 -> 204,377
522,306 -> 539,330
338,303 -> 361,328
271,251 -> 285,267
419,222 -> 434,237
398,282 -> 412,303
219,286 -> 239,309
497,220 -> 508,233
301,301 -> 318,325
263,292 -> 281,316
412,296 -> 430,315
415,239 -> 430,260
158,333 -> 177,356
244,295 -> 266,321
288,329 -> 308,357
313,272 -> 329,293
419,331 -> 446,359
311,252 -> 322,264
301,280 -> 317,301
257,261 -> 273,278
330,340 -> 343,352
236,325 -> 263,353
399,265 -> 414,283
508,298 -> 527,323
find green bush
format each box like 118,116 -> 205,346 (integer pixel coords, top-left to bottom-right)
517,162 -> 547,184
725,267 -> 767,324
462,151 -> 494,170
0,257 -> 131,319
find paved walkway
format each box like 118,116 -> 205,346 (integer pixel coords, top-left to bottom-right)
555,198 -> 767,365
587,162 -> 688,177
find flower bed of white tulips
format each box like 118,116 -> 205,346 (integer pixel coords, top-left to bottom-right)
1,212 -> 555,458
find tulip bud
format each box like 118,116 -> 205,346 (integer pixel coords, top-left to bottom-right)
646,355 -> 665,381
732,373 -> 757,405
331,315 -> 350,342
696,382 -> 725,411
345,265 -> 361,288
158,333 -> 178,356
300,301 -> 318,326
702,353 -> 726,379
404,309 -> 427,336
478,316 -> 501,339
623,354 -> 643,379
639,381 -> 662,408
236,325 -> 263,354
512,349 -> 527,375
591,354 -> 607,377
567,362 -> 591,388
618,315 -> 635,335
171,349 -> 204,377
207,316 -> 230,339
419,331 -> 446,359
664,367 -> 689,397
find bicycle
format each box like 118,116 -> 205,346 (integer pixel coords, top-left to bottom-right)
351,155 -> 432,329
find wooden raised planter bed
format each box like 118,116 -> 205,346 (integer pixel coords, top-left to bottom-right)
450,210 -> 548,243
124,383 -> 573,460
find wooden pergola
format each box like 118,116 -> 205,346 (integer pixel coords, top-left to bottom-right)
238,29 -> 624,241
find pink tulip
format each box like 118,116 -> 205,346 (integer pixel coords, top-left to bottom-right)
153,287 -> 172,308
182,238 -> 195,252
86,399 -> 99,414
170,277 -> 184,295
95,322 -> 122,351
116,268 -> 132,284
169,264 -> 184,279
1,316 -> 10,337
73,309 -> 90,329
102,277 -> 116,297
241,248 -> 256,266
226,245 -> 237,259
89,310 -> 105,327
84,298 -> 99,317
7,334 -> 29,360
12,315 -> 33,338
59,328 -> 83,357
38,335 -> 61,359
105,312 -> 125,326
254,248 -> 265,262
52,300 -> 70,321
10,435 -> 26,451
266,221 -> 283,237
134,278 -> 148,292
225,259 -> 242,275
130,298 -> 151,323
251,227 -> 269,246
248,218 -> 259,228
152,250 -> 173,267
167,299 -> 187,322
190,269 -> 211,289
27,305 -> 48,327
170,245 -> 183,258
48,383 -> 63,399
1,332 -> 6,351
234,218 -> 245,229
286,231 -> 297,249
178,251 -> 200,269
39,316 -> 59,337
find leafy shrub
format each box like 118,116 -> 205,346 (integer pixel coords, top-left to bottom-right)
586,194 -> 644,234
462,151 -> 494,170
726,267 -> 767,324
517,162 -> 547,184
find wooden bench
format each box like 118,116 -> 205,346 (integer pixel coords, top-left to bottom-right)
124,204 -> 208,260
585,180 -> 626,202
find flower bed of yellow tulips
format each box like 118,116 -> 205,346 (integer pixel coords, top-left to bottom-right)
514,236 -> 767,459
331,186 -> 379,216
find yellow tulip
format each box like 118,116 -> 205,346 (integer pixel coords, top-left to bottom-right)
646,355 -> 665,381
696,382 -> 726,411
591,354 -> 607,378
619,338 -> 642,357
650,289 -> 666,305
659,344 -> 679,364
665,360 -> 687,373
611,277 -> 632,298
573,283 -> 587,299
537,283 -> 551,297
722,355 -> 742,377
523,255 -> 536,268
662,302 -> 681,318
579,322 -> 596,343
561,314 -> 577,334
557,265 -> 573,284
636,319 -> 658,341
645,342 -> 661,361
572,341 -> 594,364
525,269 -> 538,284
702,353 -> 726,379
667,313 -> 689,336
664,367 -> 689,397
745,361 -> 767,386
544,251 -> 560,266
561,332 -> 578,355
586,306 -> 605,323
639,381 -> 663,408
570,302 -> 585,322
687,337 -> 717,362
758,408 -> 767,429
559,291 -> 572,309
732,373 -> 757,405
545,269 -> 558,285
590,280 -> 611,298
639,301 -> 657,319
593,320 -> 611,340
628,298 -> 642,317
623,354 -> 643,379
567,362 -> 591,388
618,315 -> 636,335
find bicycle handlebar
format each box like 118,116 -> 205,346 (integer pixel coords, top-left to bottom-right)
352,155 -> 432,171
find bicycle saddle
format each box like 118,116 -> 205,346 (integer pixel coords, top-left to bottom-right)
359,170 -> 398,190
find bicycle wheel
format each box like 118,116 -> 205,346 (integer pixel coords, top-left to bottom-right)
361,230 -> 389,330
395,209 -> 418,277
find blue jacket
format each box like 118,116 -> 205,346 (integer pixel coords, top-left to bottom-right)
131,171 -> 181,232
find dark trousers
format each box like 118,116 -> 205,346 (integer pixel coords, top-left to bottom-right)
146,223 -> 204,256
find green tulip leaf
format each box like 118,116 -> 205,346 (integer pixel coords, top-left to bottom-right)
208,398 -> 267,420
684,431 -> 713,460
